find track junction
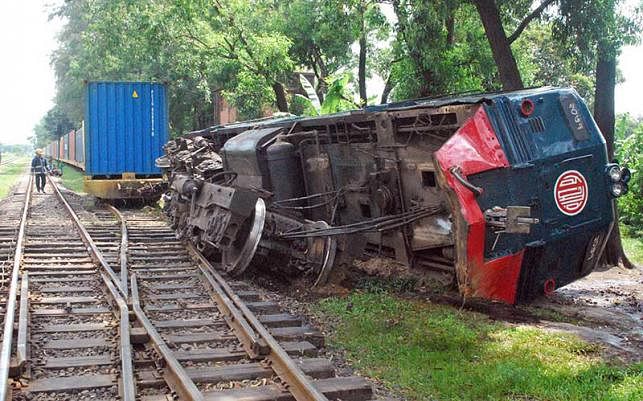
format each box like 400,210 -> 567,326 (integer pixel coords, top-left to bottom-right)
0,174 -> 374,401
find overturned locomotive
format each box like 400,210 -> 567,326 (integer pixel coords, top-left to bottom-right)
158,87 -> 628,304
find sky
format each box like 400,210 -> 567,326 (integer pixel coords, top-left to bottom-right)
0,1 -> 62,146
0,1 -> 641,146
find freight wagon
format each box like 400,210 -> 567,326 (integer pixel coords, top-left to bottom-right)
46,127 -> 85,169
159,86 -> 629,304
45,81 -> 169,199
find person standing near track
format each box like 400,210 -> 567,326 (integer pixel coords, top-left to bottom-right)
31,149 -> 50,193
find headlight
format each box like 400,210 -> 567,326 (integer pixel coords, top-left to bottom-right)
607,165 -> 621,182
610,182 -> 628,197
620,167 -> 631,183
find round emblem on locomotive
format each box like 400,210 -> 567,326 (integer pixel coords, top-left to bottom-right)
554,170 -> 588,216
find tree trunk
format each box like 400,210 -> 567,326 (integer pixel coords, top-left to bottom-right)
313,49 -> 328,103
272,82 -> 289,113
358,15 -> 368,106
593,41 -> 635,269
445,8 -> 455,47
380,74 -> 394,104
473,0 -> 524,90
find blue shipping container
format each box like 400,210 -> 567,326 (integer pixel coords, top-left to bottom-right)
85,81 -> 169,176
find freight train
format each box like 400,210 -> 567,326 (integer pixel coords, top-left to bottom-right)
157,87 -> 629,304
45,81 -> 169,199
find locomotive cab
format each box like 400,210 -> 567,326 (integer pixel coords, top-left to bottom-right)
433,88 -> 622,303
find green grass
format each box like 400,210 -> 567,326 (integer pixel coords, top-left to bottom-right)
59,164 -> 85,193
0,155 -> 29,199
621,226 -> 643,266
316,292 -> 642,401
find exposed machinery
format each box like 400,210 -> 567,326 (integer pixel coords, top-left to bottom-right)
158,87 -> 629,304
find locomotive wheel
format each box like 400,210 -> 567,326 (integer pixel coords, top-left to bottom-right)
221,198 -> 266,276
309,221 -> 338,287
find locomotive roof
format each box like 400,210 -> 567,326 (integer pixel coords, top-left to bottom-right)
190,86 -> 562,137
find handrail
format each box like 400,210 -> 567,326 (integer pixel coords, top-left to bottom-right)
0,174 -> 32,401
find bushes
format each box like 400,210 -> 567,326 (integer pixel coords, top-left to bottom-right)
615,114 -> 643,232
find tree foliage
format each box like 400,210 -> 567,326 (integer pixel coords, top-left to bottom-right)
32,107 -> 76,148
615,113 -> 643,231
42,0 -> 641,137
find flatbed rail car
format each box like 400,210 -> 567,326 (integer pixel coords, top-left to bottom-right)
45,81 -> 169,199
159,87 -> 629,304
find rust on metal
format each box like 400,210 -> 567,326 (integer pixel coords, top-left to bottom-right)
16,272 -> 28,369
48,176 -> 136,401
102,273 -> 136,401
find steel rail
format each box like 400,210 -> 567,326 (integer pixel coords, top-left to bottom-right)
0,174 -> 32,401
196,261 -> 267,358
130,274 -> 204,401
106,206 -> 203,399
48,176 -> 136,400
0,158 -> 18,167
187,243 -> 330,401
102,273 -> 136,401
16,273 -> 28,370
48,176 -> 127,298
104,205 -> 129,298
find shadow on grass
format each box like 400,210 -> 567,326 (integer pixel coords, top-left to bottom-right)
59,164 -> 85,193
317,292 -> 642,401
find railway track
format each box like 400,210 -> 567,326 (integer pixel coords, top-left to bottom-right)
1,176 -> 134,400
0,176 -> 376,401
0,175 -> 31,397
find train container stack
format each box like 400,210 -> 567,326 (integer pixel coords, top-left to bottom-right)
45,81 -> 169,200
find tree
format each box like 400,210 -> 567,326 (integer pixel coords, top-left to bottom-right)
390,0 -> 498,99
349,0 -> 389,105
50,0 -> 220,133
555,0 -> 642,268
32,107 -> 76,148
615,114 -> 643,232
473,0 -> 557,91
277,0 -> 356,101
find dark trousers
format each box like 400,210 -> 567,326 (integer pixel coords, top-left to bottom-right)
35,174 -> 46,191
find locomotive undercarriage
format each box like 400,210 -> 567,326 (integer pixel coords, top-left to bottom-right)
158,102 -> 479,287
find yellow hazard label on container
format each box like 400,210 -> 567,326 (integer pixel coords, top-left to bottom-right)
132,90 -> 139,98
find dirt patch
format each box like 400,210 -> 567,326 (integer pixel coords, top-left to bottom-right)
528,265 -> 642,363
